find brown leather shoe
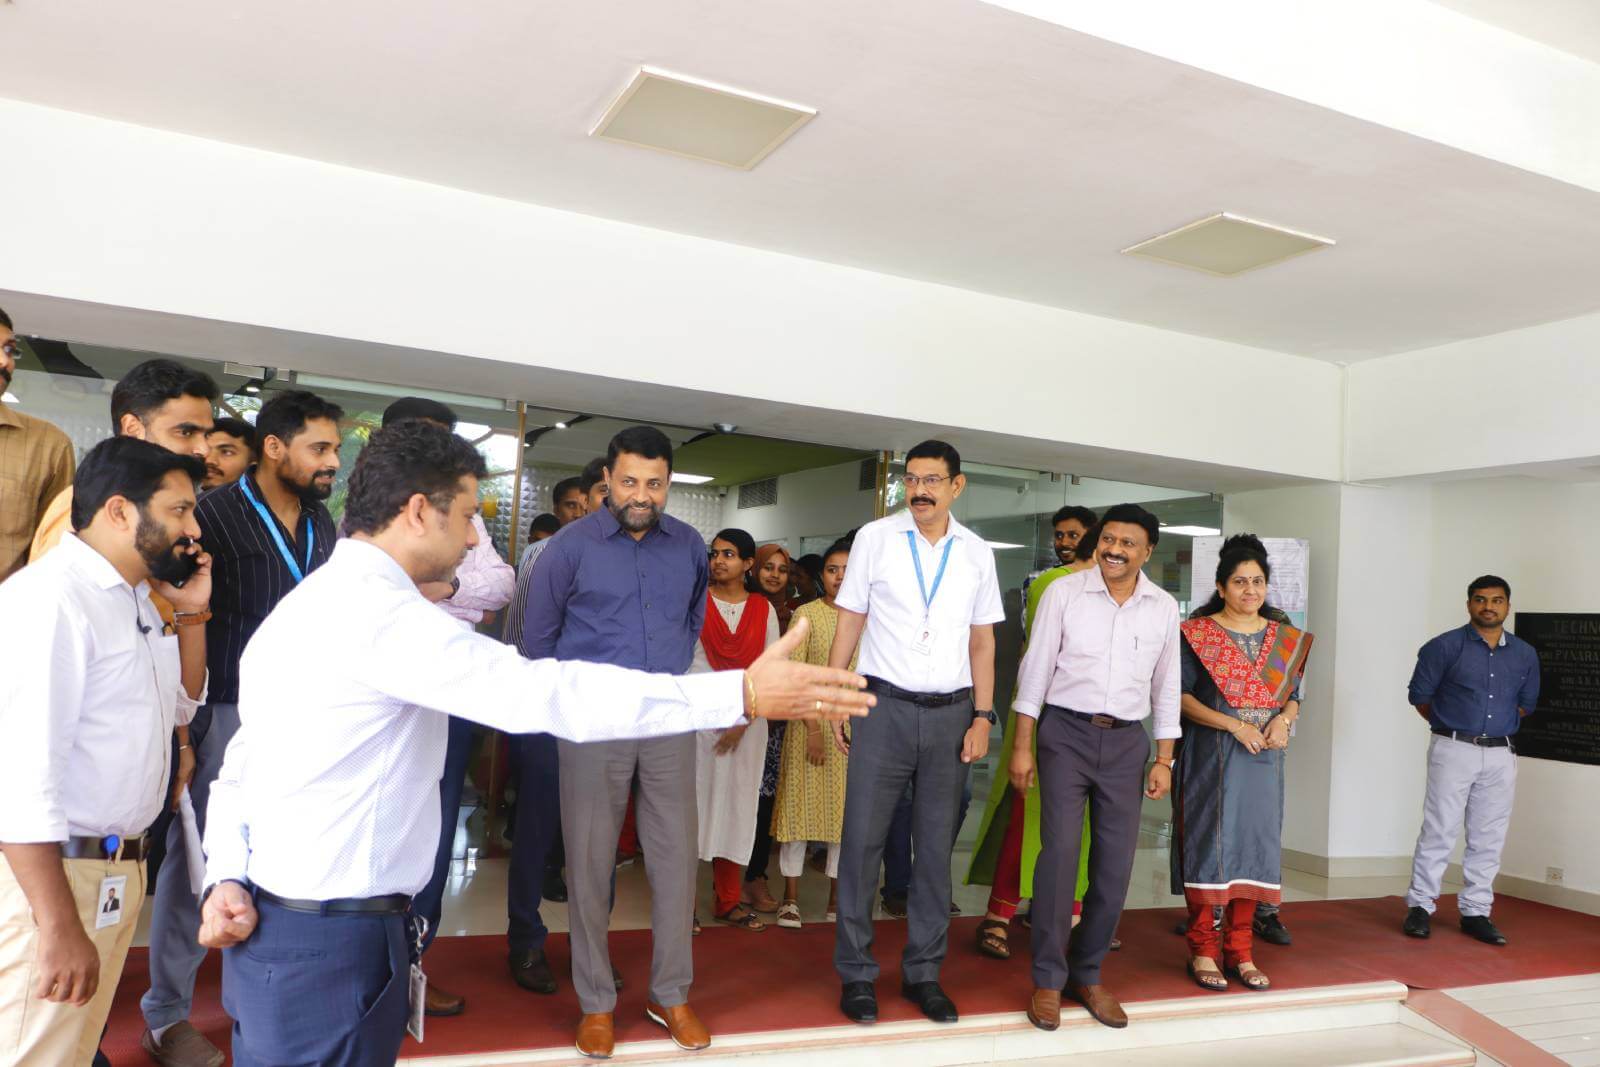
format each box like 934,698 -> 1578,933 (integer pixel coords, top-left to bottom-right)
646,1001 -> 712,1050
1067,982 -> 1127,1029
140,1022 -> 225,1067
576,1013 -> 615,1059
424,982 -> 465,1017
1026,988 -> 1061,1032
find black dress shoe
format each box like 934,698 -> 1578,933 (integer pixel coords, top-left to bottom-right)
840,981 -> 878,1023
901,981 -> 959,1023
1460,915 -> 1507,945
881,892 -> 908,919
1254,912 -> 1292,946
1403,906 -> 1431,938
543,869 -> 568,904
509,948 -> 557,994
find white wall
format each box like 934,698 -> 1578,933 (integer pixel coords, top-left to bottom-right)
718,460 -> 876,547
0,97 -> 1344,485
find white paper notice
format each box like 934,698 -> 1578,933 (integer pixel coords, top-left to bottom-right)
178,787 -> 207,896
1190,537 -> 1310,628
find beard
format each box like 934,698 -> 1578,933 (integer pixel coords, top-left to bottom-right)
285,465 -> 337,502
609,497 -> 661,533
136,515 -> 200,585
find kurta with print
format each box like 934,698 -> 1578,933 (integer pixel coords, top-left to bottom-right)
771,598 -> 853,844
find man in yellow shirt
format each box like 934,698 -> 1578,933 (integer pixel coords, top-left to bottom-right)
0,307 -> 76,581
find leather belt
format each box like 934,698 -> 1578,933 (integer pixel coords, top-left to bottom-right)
863,676 -> 972,707
257,888 -> 412,916
62,834 -> 149,862
1047,704 -> 1139,730
1432,728 -> 1513,749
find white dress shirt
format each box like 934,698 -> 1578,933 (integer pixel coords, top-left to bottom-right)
0,534 -> 203,842
203,538 -> 745,899
834,509 -> 1005,694
1013,565 -> 1182,740
438,513 -> 515,626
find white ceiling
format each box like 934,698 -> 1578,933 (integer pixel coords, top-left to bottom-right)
1427,0 -> 1600,64
2,0 -> 1600,361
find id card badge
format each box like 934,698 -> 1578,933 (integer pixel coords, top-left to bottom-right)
95,875 -> 128,930
407,964 -> 426,1042
910,626 -> 936,656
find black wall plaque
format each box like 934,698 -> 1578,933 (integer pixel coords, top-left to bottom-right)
1513,612 -> 1600,766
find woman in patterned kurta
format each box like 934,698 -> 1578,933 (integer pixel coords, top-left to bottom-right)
741,543 -> 794,913
770,540 -> 854,928
1172,534 -> 1310,993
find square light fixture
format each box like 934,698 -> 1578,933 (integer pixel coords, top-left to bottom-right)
591,66 -> 815,170
1122,213 -> 1334,277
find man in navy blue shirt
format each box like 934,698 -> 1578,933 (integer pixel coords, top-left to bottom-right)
1403,575 -> 1539,946
521,425 -> 710,1059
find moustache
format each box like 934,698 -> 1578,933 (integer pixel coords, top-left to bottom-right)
910,497 -> 935,507
1103,554 -> 1129,564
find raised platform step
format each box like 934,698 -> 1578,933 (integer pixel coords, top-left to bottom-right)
401,981 -> 1474,1066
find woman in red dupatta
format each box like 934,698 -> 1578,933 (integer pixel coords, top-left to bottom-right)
692,529 -> 780,930
1172,535 -> 1311,993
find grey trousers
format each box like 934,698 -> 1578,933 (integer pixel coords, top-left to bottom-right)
558,733 -> 697,1014
834,692 -> 970,986
1032,709 -> 1148,990
1406,734 -> 1517,918
141,701 -> 241,1030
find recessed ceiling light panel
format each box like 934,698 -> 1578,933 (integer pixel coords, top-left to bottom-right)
1122,213 -> 1334,277
591,67 -> 815,170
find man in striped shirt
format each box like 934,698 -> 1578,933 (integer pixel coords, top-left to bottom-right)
138,389 -> 343,1067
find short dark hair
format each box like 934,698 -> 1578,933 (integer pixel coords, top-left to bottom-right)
0,306 -> 12,331
823,539 -> 852,563
796,553 -> 825,583
551,477 -> 583,507
111,359 -> 219,433
606,425 -> 673,472
712,527 -> 756,560
1468,575 -> 1511,600
381,396 -> 457,430
1099,502 -> 1160,546
256,390 -> 345,448
579,457 -> 608,494
905,439 -> 961,478
208,416 -> 258,454
72,436 -> 205,529
529,512 -> 561,539
1052,505 -> 1098,529
342,419 -> 487,536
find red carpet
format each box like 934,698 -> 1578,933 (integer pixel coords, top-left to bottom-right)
104,894 -> 1600,1062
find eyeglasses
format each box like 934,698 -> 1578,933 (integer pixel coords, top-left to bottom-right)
899,474 -> 950,490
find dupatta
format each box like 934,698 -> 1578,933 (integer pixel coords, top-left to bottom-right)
701,592 -> 772,671
1179,615 -> 1312,708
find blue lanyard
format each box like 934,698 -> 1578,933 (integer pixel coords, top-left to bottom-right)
239,477 -> 314,583
906,530 -> 953,618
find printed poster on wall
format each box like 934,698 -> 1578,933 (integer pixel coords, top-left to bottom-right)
1189,537 -> 1310,630
1511,613 -> 1600,766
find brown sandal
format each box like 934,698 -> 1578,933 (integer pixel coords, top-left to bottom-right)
976,918 -> 1011,960
1188,958 -> 1228,991
715,904 -> 767,931
1227,962 -> 1271,991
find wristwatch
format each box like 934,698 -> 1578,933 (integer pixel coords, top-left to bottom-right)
973,708 -> 997,724
447,576 -> 461,599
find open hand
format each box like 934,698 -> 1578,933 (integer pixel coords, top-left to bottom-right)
746,617 -> 875,722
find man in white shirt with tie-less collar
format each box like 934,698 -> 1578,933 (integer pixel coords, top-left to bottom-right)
827,440 -> 1005,1028
1008,502 -> 1180,1033
198,418 -> 875,1067
0,437 -> 212,1067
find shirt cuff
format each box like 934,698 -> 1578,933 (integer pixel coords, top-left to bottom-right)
1011,699 -> 1042,720
1153,722 -> 1183,741
683,671 -> 747,730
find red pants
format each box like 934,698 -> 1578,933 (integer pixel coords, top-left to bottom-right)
712,858 -> 744,915
1185,891 -> 1255,966
986,792 -> 1081,921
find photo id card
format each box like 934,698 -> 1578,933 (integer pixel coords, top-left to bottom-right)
911,627 -> 936,656
95,875 -> 128,930
407,963 -> 426,1042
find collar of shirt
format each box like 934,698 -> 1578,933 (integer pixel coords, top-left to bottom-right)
888,506 -> 970,549
0,401 -> 20,430
59,531 -> 147,597
1461,622 -> 1507,648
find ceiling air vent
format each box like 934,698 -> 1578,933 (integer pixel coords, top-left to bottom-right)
858,457 -> 878,492
738,478 -> 779,509
591,67 -> 816,170
1121,213 -> 1334,277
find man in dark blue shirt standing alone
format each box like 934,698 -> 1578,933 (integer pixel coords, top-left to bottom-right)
1403,574 -> 1539,946
522,425 -> 710,1060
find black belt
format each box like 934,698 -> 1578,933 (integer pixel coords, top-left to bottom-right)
258,889 -> 412,916
62,834 -> 149,862
1047,704 -> 1140,729
863,676 -> 972,707
1432,728 -> 1514,749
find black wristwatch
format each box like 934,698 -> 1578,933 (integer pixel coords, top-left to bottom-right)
973,708 -> 997,724
447,576 -> 461,599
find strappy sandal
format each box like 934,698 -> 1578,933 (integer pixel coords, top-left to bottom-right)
692,913 -> 701,936
1187,957 -> 1228,991
976,918 -> 1011,960
715,903 -> 767,931
776,900 -> 802,929
1226,962 -> 1271,991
